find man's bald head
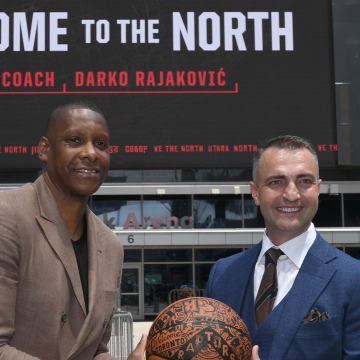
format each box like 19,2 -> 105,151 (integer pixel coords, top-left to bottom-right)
38,101 -> 110,198
45,101 -> 107,141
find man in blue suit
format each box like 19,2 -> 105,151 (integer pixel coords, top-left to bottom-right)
206,135 -> 360,359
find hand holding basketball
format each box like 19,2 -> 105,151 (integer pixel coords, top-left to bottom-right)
251,345 -> 260,360
128,333 -> 147,360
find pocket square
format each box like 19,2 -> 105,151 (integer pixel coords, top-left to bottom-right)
302,308 -> 330,324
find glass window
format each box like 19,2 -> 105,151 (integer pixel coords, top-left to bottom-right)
195,263 -> 213,291
91,195 -> 141,229
345,247 -> 360,260
120,268 -> 140,316
142,169 -> 182,182
143,195 -> 192,229
124,249 -> 141,262
104,168 -> 252,183
195,248 -> 242,262
144,249 -> 192,262
144,264 -> 192,314
191,169 -> 251,182
244,195 -> 265,228
313,194 -> 342,227
344,194 -> 360,226
194,195 -> 242,228
107,169 -> 143,183
121,268 -> 139,293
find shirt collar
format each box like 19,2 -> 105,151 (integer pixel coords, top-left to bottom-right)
257,223 -> 317,269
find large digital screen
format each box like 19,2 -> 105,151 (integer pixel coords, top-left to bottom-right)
0,0 -> 336,170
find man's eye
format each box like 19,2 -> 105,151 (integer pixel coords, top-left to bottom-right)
96,140 -> 108,149
68,137 -> 81,144
269,180 -> 281,186
300,178 -> 314,184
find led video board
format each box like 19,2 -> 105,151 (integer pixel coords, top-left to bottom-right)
0,0 -> 336,169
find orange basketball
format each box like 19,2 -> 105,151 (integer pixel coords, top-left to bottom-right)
146,297 -> 252,360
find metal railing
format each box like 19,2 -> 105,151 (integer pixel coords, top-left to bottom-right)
108,310 -> 133,359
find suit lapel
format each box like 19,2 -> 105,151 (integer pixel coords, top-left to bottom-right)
224,243 -> 260,332
234,242 -> 262,334
268,235 -> 338,359
87,211 -> 103,314
34,176 -> 87,316
68,212 -> 104,359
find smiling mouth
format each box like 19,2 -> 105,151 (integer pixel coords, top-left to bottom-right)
74,169 -> 99,174
277,207 -> 301,213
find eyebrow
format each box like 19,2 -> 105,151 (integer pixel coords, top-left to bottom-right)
264,173 -> 317,182
62,129 -> 109,138
296,173 -> 317,179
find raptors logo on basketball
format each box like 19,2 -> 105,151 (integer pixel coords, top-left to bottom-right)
146,297 -> 252,360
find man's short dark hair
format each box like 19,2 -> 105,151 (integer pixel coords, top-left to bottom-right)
45,100 -> 106,137
252,135 -> 319,182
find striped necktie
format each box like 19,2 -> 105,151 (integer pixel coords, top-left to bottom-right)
255,248 -> 283,327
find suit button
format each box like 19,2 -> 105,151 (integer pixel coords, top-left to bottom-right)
61,312 -> 67,323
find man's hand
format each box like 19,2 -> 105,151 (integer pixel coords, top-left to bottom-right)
128,334 -> 147,360
251,345 -> 260,360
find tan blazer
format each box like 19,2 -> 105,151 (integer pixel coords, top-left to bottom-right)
0,176 -> 123,360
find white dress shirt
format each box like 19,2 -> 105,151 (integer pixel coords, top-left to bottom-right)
254,223 -> 317,307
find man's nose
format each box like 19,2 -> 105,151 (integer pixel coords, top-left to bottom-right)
283,181 -> 300,201
79,141 -> 97,161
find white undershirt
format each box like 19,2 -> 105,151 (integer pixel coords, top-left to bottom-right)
254,223 -> 317,307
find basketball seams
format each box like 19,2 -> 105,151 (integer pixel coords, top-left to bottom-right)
149,297 -> 246,336
146,297 -> 251,360
148,324 -> 246,359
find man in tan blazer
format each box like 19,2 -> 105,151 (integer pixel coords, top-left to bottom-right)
0,102 -> 124,359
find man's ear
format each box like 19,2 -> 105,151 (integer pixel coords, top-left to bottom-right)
38,137 -> 49,163
250,181 -> 260,206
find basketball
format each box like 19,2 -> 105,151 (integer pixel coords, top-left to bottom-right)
146,297 -> 252,360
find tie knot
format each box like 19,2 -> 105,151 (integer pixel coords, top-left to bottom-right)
265,248 -> 283,265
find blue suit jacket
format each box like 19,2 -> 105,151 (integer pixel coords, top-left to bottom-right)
205,234 -> 360,359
